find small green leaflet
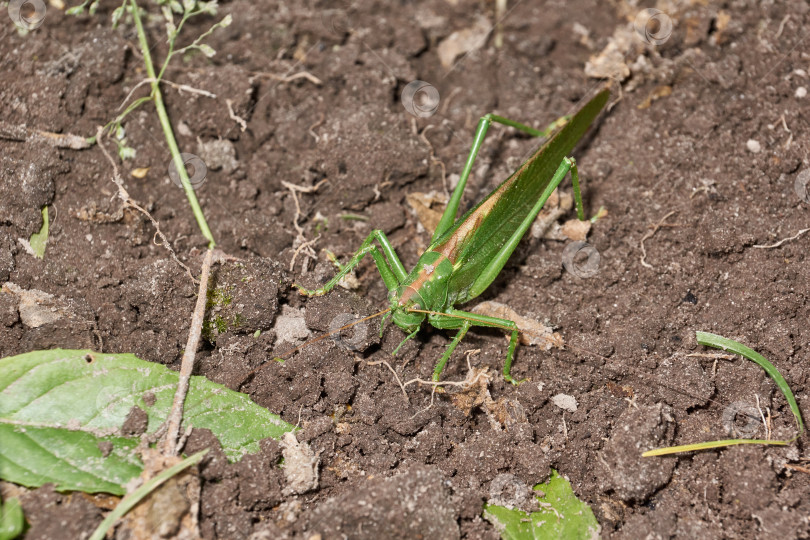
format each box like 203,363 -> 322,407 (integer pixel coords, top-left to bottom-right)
484,470 -> 600,540
0,349 -> 295,494
28,206 -> 49,259
0,496 -> 25,540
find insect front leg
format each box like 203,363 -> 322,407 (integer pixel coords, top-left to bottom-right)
428,309 -> 522,385
294,229 -> 407,296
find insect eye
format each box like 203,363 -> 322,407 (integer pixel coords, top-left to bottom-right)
411,303 -> 421,311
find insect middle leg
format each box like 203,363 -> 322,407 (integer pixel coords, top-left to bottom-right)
428,308 -> 521,384
294,229 -> 406,296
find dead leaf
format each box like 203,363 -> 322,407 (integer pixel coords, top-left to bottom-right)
585,26 -> 635,80
131,167 -> 150,179
450,366 -> 491,415
486,396 -> 528,430
637,85 -> 672,109
406,191 -> 447,235
530,189 -> 581,241
471,301 -> 564,349
2,282 -> 72,328
712,10 -> 732,45
561,219 -> 591,241
437,17 -> 490,68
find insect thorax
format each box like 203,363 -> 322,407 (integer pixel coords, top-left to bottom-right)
396,250 -> 453,311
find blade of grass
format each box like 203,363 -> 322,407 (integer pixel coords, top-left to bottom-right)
88,449 -> 208,540
695,331 -> 804,435
643,331 -> 804,457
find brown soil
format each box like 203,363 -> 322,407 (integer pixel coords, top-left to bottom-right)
2,0 -> 809,538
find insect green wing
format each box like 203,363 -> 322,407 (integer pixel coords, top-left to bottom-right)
434,89 -> 610,304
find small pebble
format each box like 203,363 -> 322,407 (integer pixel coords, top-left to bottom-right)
551,393 -> 578,413
746,139 -> 761,153
795,86 -> 807,98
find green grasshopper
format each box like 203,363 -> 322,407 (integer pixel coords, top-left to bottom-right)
295,88 -> 610,384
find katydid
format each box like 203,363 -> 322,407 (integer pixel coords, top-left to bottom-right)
295,88 -> 610,384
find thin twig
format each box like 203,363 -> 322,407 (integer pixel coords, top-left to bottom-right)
779,114 -> 793,148
159,78 -> 217,98
255,70 -> 323,85
366,359 -> 409,403
753,228 -> 810,249
164,248 -> 214,455
685,352 -> 736,360
785,463 -> 810,475
282,179 -> 328,272
367,350 -> 490,406
562,412 -> 568,441
308,112 -> 326,142
0,121 -> 90,149
774,14 -> 791,39
755,394 -> 769,440
117,78 -> 216,113
226,99 -> 247,132
96,127 -> 196,283
639,210 -> 678,269
419,124 -> 449,198
289,235 -> 320,273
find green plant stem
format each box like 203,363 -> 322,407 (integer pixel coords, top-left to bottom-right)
130,0 -> 215,248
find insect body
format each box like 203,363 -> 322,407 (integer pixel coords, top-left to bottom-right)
296,89 -> 610,384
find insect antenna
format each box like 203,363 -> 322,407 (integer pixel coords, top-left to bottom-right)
239,307 -> 392,390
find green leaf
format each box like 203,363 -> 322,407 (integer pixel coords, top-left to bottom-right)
0,497 -> 25,540
484,470 -> 600,540
0,424 -> 141,495
28,207 -> 48,259
0,349 -> 295,494
196,44 -> 216,57
111,6 -> 125,28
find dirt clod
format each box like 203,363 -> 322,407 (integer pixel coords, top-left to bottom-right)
280,432 -> 320,496
599,404 -> 677,502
